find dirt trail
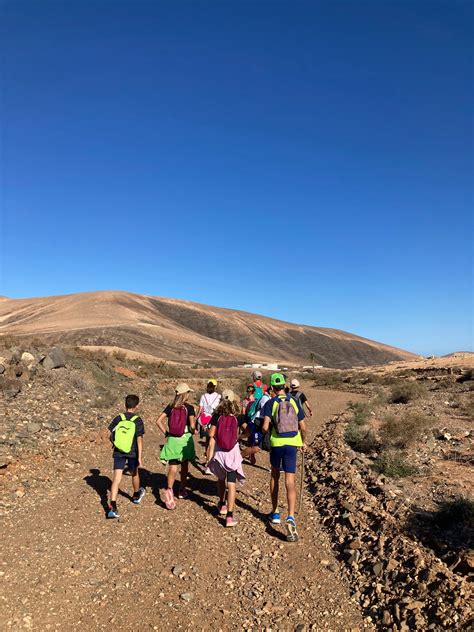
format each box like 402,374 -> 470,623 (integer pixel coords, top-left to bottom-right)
2,386 -> 365,631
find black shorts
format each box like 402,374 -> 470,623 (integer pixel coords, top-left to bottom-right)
113,455 -> 138,471
226,470 -> 237,483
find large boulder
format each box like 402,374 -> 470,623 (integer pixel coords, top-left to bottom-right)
42,346 -> 66,370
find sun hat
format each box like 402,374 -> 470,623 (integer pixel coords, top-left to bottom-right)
207,378 -> 218,387
290,379 -> 300,389
270,372 -> 286,387
175,382 -> 193,395
252,370 -> 263,380
221,389 -> 238,402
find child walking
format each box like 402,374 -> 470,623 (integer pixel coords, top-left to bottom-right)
262,373 -> 306,542
107,394 -> 145,519
206,389 -> 245,527
156,383 -> 196,509
196,379 -> 221,463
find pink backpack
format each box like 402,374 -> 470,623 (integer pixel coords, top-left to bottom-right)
215,415 -> 238,452
168,405 -> 188,437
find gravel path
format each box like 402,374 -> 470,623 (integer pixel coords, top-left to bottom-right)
2,386 -> 366,631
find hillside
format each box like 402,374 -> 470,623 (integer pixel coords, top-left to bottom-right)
0,291 -> 417,368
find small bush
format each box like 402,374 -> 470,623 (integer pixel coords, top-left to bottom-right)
112,350 -> 127,362
388,381 -> 425,404
92,388 -> 117,409
345,422 -> 378,453
372,451 -> 418,478
435,496 -> 474,530
348,401 -> 371,425
380,412 -> 432,449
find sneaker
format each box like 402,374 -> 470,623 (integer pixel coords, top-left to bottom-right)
107,507 -> 119,519
218,503 -> 228,516
132,487 -> 146,505
286,516 -> 298,542
163,488 -> 176,510
226,516 -> 237,528
177,489 -> 188,499
268,512 -> 281,524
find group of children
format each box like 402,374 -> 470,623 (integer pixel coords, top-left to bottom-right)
107,371 -> 311,542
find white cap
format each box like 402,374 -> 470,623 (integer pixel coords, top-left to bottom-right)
222,389 -> 238,402
175,382 -> 193,395
290,379 -> 300,389
252,370 -> 262,380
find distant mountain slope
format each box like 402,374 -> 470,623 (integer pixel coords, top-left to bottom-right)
0,291 -> 417,368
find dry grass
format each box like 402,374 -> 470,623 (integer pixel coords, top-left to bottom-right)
388,381 -> 425,404
345,422 -> 378,454
372,451 -> 418,478
348,401 -> 372,425
379,411 -> 433,449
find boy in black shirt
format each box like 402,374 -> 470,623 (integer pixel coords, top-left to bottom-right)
107,394 -> 145,519
289,379 -> 313,418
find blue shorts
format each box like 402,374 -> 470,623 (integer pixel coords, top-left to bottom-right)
113,454 -> 138,471
270,445 -> 297,473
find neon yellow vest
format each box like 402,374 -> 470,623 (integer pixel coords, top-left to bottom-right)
269,397 -> 303,448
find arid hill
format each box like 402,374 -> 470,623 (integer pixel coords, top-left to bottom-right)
0,291 -> 417,368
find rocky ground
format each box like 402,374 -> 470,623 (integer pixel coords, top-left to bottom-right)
1,346 -> 472,630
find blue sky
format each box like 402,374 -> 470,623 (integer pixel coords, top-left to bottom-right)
1,1 -> 472,356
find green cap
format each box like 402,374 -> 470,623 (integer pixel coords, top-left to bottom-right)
270,372 -> 285,387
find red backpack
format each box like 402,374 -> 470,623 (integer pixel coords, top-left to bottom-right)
215,415 -> 238,451
168,405 -> 188,437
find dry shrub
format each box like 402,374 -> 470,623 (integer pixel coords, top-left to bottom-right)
345,422 -> 378,454
372,451 -> 418,478
388,381 -> 425,404
380,412 -> 432,449
435,496 -> 474,531
348,401 -> 372,425
92,388 -> 117,409
112,350 -> 127,362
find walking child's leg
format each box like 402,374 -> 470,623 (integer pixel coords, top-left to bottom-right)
180,461 -> 189,490
217,478 -> 226,504
227,482 -> 236,512
270,466 -> 280,513
285,472 -> 296,517
167,464 -> 178,490
110,468 -> 123,502
131,468 -> 140,494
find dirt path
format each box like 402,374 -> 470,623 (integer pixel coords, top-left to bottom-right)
2,386 -> 365,631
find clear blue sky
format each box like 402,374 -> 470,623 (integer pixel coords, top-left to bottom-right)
1,1 -> 472,356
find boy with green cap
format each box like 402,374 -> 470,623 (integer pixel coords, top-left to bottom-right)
262,372 -> 306,541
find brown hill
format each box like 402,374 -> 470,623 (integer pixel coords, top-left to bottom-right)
0,290 -> 417,368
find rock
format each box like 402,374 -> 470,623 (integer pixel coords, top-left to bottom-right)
382,611 -> 392,625
0,378 -> 22,398
27,422 -> 41,434
172,565 -> 183,577
21,352 -> 35,367
373,562 -> 384,576
180,592 -> 193,602
42,347 -> 66,370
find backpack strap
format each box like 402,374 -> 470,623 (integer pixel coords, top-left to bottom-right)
120,413 -> 126,421
129,415 -> 138,423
